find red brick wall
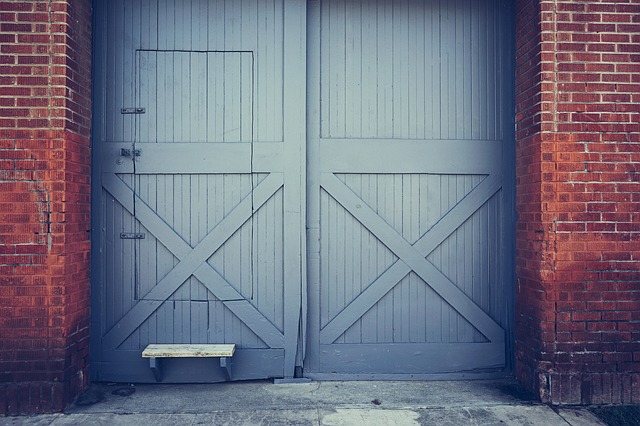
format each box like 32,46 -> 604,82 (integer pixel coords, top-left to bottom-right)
515,0 -> 640,404
0,0 -> 92,415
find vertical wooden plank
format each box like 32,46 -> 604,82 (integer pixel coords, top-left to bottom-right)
453,1 -> 464,140
191,53 -> 207,143
329,0 -> 345,137
144,177 -> 158,302
478,0 -> 488,139
471,179 -> 482,341
335,183 -> 346,343
138,51 -> 157,143
158,302 -> 174,344
123,179 -> 136,350
107,0 -> 122,142
177,52 -> 190,142
240,54 -> 253,143
462,0 -> 472,140
395,0 -> 410,139
344,175 -> 362,343
463,177 -> 475,341
224,0 -> 238,51
489,194 -> 499,323
305,0 -> 322,371
191,0 -> 207,51
319,190 -> 328,330
177,0 -> 190,49
495,3 -> 503,141
206,0 -> 222,50
457,177 -> 468,341
224,53 -> 241,141
170,174 -> 183,302
381,176 -> 393,342
276,189 -> 286,332
157,52 -> 174,142
192,302 -> 208,343
159,0 -> 174,50
281,0 -> 306,377
432,1 -> 442,139
255,0 -> 266,141
436,176 -> 448,342
210,301 -> 224,344
359,0 -> 375,138
178,174 -> 191,301
391,175 -> 402,342
134,177 -> 148,300
241,0 -> 257,51
437,2 -> 455,139
189,173 -> 201,299
206,176 -> 221,304
359,176 -> 374,344
194,176 -> 209,301
147,0 -> 159,50
470,0 -> 480,139
156,175 -> 172,296
239,175 -> 250,305
377,0 -> 392,138
487,0 -> 497,140
340,178 -> 350,342
345,0 -> 360,138
206,53 -> 221,141
105,193 -> 115,330
409,175 -> 421,342
273,0 -> 285,143
408,1 -> 419,139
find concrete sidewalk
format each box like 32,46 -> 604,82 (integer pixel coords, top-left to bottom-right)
1,379 -> 604,425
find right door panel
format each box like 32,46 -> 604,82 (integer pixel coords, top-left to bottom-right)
306,0 -> 514,376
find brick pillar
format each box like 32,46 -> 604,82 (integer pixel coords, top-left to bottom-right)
515,0 -> 640,404
0,0 -> 92,415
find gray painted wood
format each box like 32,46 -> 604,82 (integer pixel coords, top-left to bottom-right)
281,0 -> 307,378
92,0 -> 304,382
306,0 -> 513,375
92,0 -> 514,381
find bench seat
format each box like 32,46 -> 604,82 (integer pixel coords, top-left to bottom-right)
142,344 -> 236,382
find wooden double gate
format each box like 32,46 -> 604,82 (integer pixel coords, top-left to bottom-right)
91,0 -> 514,382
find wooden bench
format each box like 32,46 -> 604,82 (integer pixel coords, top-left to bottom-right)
142,344 -> 236,382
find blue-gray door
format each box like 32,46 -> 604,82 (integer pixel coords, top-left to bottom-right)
305,0 -> 514,378
91,0 -> 306,382
92,0 -> 514,382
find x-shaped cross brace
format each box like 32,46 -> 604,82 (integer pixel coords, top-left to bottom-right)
319,173 -> 505,345
102,172 -> 285,350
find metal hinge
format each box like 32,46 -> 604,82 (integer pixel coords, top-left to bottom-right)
121,107 -> 146,114
120,233 -> 145,239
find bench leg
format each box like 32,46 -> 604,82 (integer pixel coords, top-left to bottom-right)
149,357 -> 162,382
220,357 -> 232,381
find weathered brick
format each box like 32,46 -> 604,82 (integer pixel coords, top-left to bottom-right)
0,0 -> 92,415
515,0 -> 640,405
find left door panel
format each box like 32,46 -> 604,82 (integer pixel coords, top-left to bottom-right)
91,0 -> 306,382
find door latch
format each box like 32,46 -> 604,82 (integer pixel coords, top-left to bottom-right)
121,148 -> 141,157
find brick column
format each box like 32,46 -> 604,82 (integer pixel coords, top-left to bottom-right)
0,0 -> 92,414
515,0 -> 640,404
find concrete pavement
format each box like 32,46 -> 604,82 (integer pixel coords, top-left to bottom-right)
0,379 -> 605,425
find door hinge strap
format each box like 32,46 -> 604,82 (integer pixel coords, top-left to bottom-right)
121,107 -> 146,114
120,232 -> 145,239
